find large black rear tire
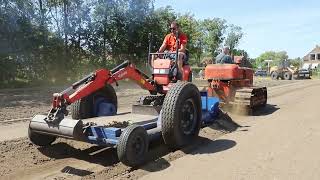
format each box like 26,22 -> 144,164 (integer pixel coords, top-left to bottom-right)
117,125 -> 148,167
161,82 -> 201,149
71,84 -> 117,119
283,72 -> 292,80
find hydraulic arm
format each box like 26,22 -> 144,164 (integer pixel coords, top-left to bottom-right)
47,61 -> 156,123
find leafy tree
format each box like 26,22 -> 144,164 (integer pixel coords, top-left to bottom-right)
225,24 -> 243,54
255,51 -> 289,68
0,0 -> 246,87
147,6 -> 176,50
232,49 -> 248,57
200,18 -> 227,57
177,13 -> 202,64
289,57 -> 302,68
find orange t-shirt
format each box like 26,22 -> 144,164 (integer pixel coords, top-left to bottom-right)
163,33 -> 188,52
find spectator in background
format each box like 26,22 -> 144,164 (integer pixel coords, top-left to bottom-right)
198,57 -> 213,79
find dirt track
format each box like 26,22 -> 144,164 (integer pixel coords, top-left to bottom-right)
0,78 -> 318,180
141,79 -> 320,180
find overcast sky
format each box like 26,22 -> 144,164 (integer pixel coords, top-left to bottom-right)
154,0 -> 320,58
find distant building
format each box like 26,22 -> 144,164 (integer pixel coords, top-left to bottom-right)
303,45 -> 320,69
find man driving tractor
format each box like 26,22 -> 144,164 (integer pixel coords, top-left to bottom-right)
215,46 -> 233,64
158,21 -> 188,76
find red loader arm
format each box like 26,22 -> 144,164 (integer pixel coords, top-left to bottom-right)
47,61 -> 155,123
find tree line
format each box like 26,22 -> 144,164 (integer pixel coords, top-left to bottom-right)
254,51 -> 303,69
0,0 -> 244,87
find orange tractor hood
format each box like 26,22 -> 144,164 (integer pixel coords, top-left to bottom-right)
205,64 -> 253,80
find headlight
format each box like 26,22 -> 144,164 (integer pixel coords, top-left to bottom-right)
153,69 -> 160,74
153,69 -> 169,74
159,69 -> 166,74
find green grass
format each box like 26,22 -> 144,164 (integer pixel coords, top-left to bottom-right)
254,76 -> 271,81
311,71 -> 320,79
191,66 -> 205,73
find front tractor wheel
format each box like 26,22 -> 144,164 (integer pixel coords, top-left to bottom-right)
71,84 -> 118,119
161,82 -> 202,149
271,71 -> 278,80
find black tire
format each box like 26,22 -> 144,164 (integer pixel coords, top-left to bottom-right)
261,87 -> 268,107
71,95 -> 91,119
161,82 -> 201,149
28,127 -> 56,146
71,84 -> 117,119
292,75 -> 297,80
117,125 -> 148,167
271,71 -> 278,80
283,72 -> 292,80
188,72 -> 193,82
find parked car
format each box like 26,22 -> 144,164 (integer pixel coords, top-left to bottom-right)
255,70 -> 268,77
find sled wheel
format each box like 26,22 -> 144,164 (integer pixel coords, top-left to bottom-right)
117,125 -> 148,167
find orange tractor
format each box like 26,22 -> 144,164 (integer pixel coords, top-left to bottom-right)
28,34 -> 202,167
28,34 -> 266,167
204,63 -> 267,110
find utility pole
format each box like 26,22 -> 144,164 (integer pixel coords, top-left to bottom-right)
264,60 -> 273,74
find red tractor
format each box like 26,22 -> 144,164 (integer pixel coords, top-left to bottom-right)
204,63 -> 267,111
28,34 -> 266,167
42,33 -> 193,121
28,35 -> 205,167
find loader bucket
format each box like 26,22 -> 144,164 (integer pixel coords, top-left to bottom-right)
29,115 -> 85,141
